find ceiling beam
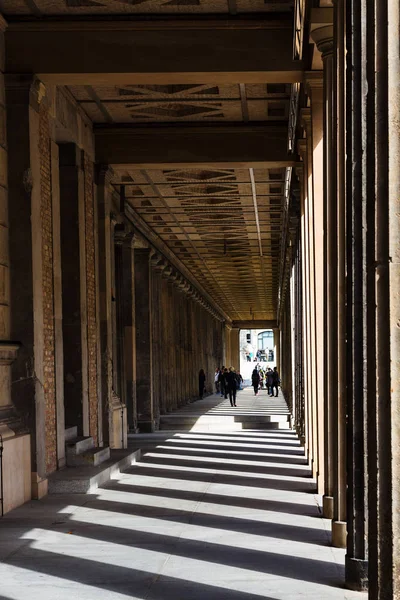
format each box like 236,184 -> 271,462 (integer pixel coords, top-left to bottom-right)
6,20 -> 304,86
232,320 -> 278,329
95,125 -> 298,168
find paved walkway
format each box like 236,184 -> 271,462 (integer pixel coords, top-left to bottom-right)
0,388 -> 367,600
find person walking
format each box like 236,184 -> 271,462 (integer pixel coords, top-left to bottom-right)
214,368 -> 220,394
199,369 -> 206,399
236,371 -> 244,390
226,367 -> 238,407
251,368 -> 260,396
218,366 -> 226,398
222,367 -> 229,400
266,368 -> 274,396
272,366 -> 280,397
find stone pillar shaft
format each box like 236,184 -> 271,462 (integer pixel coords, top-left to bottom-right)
307,75 -> 325,495
134,248 -> 154,431
59,143 -> 89,437
344,0 -> 368,586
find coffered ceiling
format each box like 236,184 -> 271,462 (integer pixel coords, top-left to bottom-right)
68,83 -> 291,124
0,0 -> 294,16
113,167 -> 285,320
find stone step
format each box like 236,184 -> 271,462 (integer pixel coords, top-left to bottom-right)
65,426 -> 78,442
242,421 -> 291,430
66,436 -> 95,456
66,446 -> 111,467
48,448 -> 141,494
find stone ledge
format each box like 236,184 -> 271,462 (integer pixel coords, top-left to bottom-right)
48,448 -> 141,494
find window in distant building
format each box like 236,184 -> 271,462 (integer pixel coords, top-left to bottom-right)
258,330 -> 273,350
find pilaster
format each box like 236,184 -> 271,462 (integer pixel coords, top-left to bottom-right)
134,247 -> 154,432
59,143 -> 89,437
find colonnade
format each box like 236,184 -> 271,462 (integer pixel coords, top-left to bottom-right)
278,3 -> 400,595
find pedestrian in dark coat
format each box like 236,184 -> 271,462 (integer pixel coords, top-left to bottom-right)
199,369 -> 206,399
267,368 -> 274,396
226,367 -> 238,407
218,366 -> 226,398
251,368 -> 260,396
272,367 -> 280,397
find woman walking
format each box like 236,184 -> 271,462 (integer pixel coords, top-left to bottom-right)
251,368 -> 260,396
226,367 -> 238,407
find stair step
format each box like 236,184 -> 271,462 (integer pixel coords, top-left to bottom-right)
242,421 -> 290,430
48,448 -> 141,494
65,426 -> 78,442
66,436 -> 94,456
67,446 -> 111,467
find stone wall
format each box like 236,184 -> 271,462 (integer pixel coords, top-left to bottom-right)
84,152 -> 98,444
39,101 -> 57,474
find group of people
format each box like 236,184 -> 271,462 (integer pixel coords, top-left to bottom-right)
251,366 -> 280,397
214,366 -> 243,407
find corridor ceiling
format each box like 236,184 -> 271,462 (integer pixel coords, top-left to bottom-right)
1,0 -> 298,322
0,0 -> 293,16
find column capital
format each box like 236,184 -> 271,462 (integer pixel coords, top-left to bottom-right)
311,25 -> 334,58
300,107 -> 312,131
5,74 -> 47,111
0,341 -> 20,365
305,71 -> 324,99
95,163 -> 114,187
0,14 -> 8,33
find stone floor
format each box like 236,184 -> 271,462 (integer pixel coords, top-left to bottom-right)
0,388 -> 367,600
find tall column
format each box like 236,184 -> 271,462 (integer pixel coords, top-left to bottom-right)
383,1 -> 400,595
134,247 -> 154,432
96,165 -> 114,445
7,74 -> 63,499
59,143 -> 89,436
297,152 -> 312,463
306,73 -> 325,496
122,234 -> 137,432
230,328 -> 240,370
302,108 -> 319,482
311,24 -> 337,524
273,328 -> 281,373
0,19 -> 19,437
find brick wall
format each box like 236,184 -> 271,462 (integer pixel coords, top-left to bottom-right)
84,153 -> 98,444
39,102 -> 57,474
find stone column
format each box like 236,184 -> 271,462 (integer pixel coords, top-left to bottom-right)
311,25 -> 336,523
230,328 -> 240,370
381,1 -> 400,595
59,143 -> 89,437
296,157 -> 311,458
341,0 -> 368,586
301,108 -> 319,481
121,234 -> 137,432
95,165 -> 114,446
306,73 -> 325,495
134,247 -> 154,432
273,328 -> 281,373
0,19 -> 19,437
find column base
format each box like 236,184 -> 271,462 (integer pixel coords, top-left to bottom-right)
138,420 -> 156,433
323,495 -> 334,519
1,434 -> 31,514
345,556 -> 368,591
31,472 -> 48,500
332,520 -> 347,548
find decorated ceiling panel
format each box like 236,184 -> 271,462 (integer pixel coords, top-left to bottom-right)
113,167 -> 285,320
68,83 -> 291,124
0,0 -> 293,15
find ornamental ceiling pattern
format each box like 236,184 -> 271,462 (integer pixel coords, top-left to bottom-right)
113,167 -> 285,320
0,0 -> 293,15
68,83 -> 291,124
